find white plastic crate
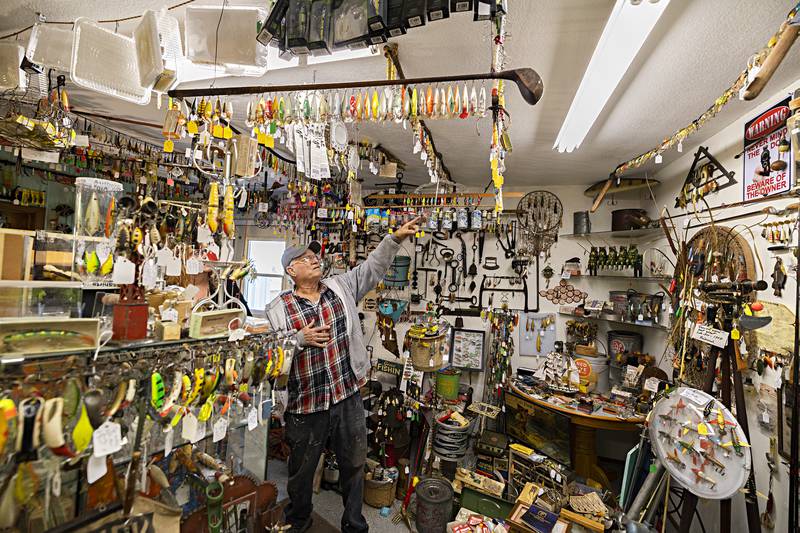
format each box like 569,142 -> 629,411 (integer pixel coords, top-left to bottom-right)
184,6 -> 267,77
0,43 -> 26,91
134,9 -> 183,93
71,18 -> 151,105
26,23 -> 73,71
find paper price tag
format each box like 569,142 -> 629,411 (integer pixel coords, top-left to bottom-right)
156,246 -> 173,266
317,208 -> 329,219
87,454 -> 107,484
93,421 -> 122,457
237,189 -> 248,209
680,387 -> 708,406
561,271 -> 571,279
257,202 -> 269,213
762,411 -> 770,424
165,253 -> 182,277
111,256 -> 135,285
193,422 -> 206,443
212,417 -> 228,443
142,259 -> 157,290
52,468 -> 61,497
197,224 -> 212,244
164,427 -> 174,456
161,307 -> 179,323
247,408 -> 258,431
182,412 -> 198,441
185,257 -> 201,275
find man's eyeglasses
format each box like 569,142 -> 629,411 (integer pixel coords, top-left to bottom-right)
292,254 -> 320,266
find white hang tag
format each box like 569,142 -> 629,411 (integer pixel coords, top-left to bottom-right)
142,259 -> 158,290
197,224 -> 213,244
192,422 -> 206,443
156,246 -> 173,266
164,426 -> 174,456
294,126 -> 306,173
87,454 -> 108,484
182,412 -> 198,441
175,483 -> 191,506
161,307 -> 179,323
111,256 -> 136,285
185,257 -> 202,275
228,328 -> 246,342
212,417 -> 228,442
238,189 -> 248,209
93,420 -> 123,457
206,242 -> 221,260
247,407 -> 258,431
165,252 -> 182,277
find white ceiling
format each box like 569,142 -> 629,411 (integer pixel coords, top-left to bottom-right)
3,0 -> 800,188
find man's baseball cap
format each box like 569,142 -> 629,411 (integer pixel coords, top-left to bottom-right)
281,241 -> 322,271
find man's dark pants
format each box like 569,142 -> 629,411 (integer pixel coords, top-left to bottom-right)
284,391 -> 368,533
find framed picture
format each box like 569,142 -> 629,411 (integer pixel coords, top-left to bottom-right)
449,328 -> 485,371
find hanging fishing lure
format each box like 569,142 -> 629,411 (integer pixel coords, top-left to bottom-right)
207,182 -> 220,233
426,85 -> 434,117
223,184 -> 235,238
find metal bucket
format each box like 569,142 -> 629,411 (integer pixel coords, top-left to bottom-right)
384,255 -> 411,287
415,478 -> 453,533
608,330 -> 643,357
609,291 -> 628,317
573,211 -> 591,234
435,368 -> 461,400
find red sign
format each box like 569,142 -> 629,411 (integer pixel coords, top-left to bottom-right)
745,106 -> 790,141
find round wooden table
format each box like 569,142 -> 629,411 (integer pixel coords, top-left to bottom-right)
510,385 -> 644,489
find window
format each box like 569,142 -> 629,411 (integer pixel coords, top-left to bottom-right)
243,239 -> 286,313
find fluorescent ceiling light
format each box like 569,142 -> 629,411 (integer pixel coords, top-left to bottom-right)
553,0 -> 670,153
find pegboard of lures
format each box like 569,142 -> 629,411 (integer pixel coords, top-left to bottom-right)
518,313 -> 556,357
760,217 -> 797,245
649,387 -> 752,500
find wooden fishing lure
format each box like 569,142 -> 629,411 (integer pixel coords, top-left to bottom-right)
100,253 -> 114,276
84,191 -> 101,235
223,184 -> 235,238
84,250 -> 100,274
104,197 -> 115,238
207,182 -> 220,233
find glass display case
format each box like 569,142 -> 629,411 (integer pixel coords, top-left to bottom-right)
73,177 -> 122,284
0,280 -> 83,318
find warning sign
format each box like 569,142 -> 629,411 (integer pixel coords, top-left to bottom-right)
743,97 -> 793,200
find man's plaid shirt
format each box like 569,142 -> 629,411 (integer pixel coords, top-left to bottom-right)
280,284 -> 360,414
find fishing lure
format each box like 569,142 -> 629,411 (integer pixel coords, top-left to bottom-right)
411,88 -> 418,119
207,182 -> 220,233
460,84 -> 469,119
84,250 -> 100,274
131,227 -> 143,247
84,191 -> 101,235
223,184 -> 235,238
100,253 -> 114,276
426,86 -> 434,116
104,197 -> 115,238
371,90 -> 379,120
150,372 -> 166,410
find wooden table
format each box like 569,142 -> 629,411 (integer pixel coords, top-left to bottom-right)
509,385 -> 644,489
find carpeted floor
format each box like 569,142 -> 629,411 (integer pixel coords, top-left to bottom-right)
268,459 -> 406,533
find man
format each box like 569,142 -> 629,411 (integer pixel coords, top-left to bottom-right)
266,217 -> 421,533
